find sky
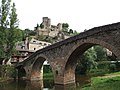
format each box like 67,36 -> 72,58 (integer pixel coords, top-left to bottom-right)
13,0 -> 120,32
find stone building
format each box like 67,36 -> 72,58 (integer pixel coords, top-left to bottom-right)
34,17 -> 65,39
11,38 -> 51,64
29,38 -> 51,51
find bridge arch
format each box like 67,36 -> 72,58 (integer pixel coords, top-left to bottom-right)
16,22 -> 120,84
64,38 -> 120,84
17,66 -> 26,79
30,55 -> 54,81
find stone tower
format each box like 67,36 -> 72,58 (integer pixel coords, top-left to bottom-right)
42,17 -> 51,29
57,23 -> 63,32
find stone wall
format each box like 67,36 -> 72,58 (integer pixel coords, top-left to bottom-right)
17,22 -> 120,84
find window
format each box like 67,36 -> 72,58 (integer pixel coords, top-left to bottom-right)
44,43 -> 47,45
56,70 -> 58,75
39,43 -> 42,45
21,46 -> 25,49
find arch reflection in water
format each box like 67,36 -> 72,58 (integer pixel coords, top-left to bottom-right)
25,80 -> 43,90
53,83 -> 76,90
0,74 -> 91,90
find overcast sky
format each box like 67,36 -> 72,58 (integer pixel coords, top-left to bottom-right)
13,0 -> 120,32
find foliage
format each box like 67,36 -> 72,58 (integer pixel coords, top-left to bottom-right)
37,35 -> 57,43
0,65 -> 17,78
109,64 -> 116,72
43,65 -> 53,80
62,23 -> 69,29
24,28 -> 36,37
62,23 -> 79,36
0,0 -> 22,64
76,45 -> 120,77
76,46 -> 97,75
72,30 -> 79,35
94,46 -> 107,61
69,29 -> 73,34
43,73 -> 54,80
43,65 -> 52,73
82,75 -> 120,90
62,23 -> 69,33
76,45 -> 112,75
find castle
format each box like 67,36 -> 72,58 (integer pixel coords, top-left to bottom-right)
34,17 -> 69,40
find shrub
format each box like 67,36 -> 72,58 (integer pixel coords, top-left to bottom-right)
0,65 -> 17,79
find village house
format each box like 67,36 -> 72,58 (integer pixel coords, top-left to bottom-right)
10,38 -> 51,64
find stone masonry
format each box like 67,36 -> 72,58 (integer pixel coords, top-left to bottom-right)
16,22 -> 120,84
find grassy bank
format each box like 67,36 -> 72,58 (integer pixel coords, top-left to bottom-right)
81,72 -> 120,90
43,73 -> 54,80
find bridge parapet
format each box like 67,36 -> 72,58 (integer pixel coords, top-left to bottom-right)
16,22 -> 120,84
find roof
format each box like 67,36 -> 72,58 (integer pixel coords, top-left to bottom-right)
29,38 -> 51,45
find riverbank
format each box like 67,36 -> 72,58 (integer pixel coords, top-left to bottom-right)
43,73 -> 54,80
81,72 -> 120,90
0,77 -> 14,83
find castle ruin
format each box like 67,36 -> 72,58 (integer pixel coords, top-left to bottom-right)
34,17 -> 65,40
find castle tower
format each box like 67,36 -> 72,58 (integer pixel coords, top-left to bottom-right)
48,18 -> 51,28
42,17 -> 51,29
57,23 -> 63,32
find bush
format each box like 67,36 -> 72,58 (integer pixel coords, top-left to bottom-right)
43,65 -> 52,73
0,65 -> 17,79
109,64 -> 116,72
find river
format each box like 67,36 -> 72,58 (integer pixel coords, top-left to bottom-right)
0,75 -> 90,90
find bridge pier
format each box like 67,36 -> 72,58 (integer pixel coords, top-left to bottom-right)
16,22 -> 120,86
54,69 -> 76,85
21,66 -> 43,81
31,72 -> 43,81
30,66 -> 43,81
54,75 -> 75,85
25,71 -> 43,81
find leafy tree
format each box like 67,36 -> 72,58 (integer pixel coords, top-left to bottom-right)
69,29 -> 73,34
94,46 -> 107,61
0,0 -> 22,64
73,30 -> 79,35
76,45 -> 116,75
24,28 -> 36,36
62,23 -> 69,32
76,47 -> 97,75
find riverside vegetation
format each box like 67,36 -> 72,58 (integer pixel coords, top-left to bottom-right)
1,1 -> 120,90
81,72 -> 120,90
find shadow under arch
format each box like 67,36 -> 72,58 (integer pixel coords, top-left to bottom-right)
63,38 -> 120,84
31,55 -> 55,82
18,67 -> 26,79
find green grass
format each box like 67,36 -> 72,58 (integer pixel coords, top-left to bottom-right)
81,72 -> 120,90
43,73 -> 54,80
43,72 -> 120,90
105,71 -> 120,76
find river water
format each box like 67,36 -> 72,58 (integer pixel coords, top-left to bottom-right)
0,75 -> 90,90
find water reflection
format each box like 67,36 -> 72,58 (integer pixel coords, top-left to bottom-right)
54,83 -> 76,90
0,75 -> 91,90
25,80 -> 44,90
44,79 -> 54,89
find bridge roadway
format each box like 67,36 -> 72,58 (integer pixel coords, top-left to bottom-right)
16,22 -> 120,84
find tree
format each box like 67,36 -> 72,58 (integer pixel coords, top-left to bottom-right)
69,29 -> 73,34
62,23 -> 69,32
0,0 -> 11,62
24,28 -> 36,36
94,46 -> 107,61
73,30 -> 79,35
0,0 -> 21,64
76,47 -> 97,75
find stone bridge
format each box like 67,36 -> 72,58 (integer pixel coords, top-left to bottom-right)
16,22 -> 120,85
